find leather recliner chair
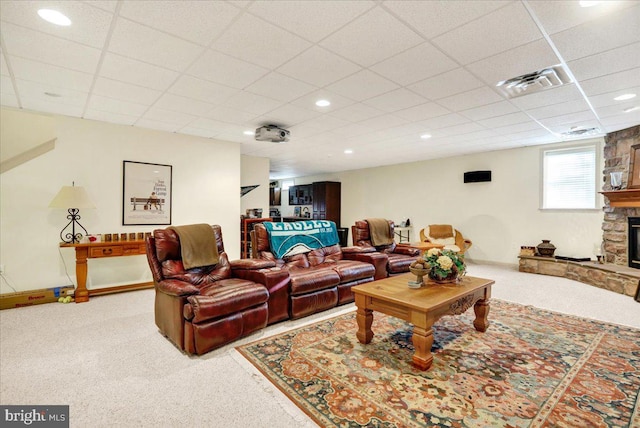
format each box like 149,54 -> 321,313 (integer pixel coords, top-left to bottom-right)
146,225 -> 278,355
352,219 -> 420,276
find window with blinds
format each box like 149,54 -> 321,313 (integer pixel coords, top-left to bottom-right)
542,145 -> 597,209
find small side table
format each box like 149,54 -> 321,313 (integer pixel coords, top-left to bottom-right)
394,226 -> 412,243
60,240 -> 153,303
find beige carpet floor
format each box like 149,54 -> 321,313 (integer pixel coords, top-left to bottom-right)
1,263 -> 639,427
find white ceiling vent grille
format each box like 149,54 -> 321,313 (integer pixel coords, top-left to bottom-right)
496,65 -> 572,98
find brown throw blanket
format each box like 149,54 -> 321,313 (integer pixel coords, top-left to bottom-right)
366,218 -> 393,246
428,224 -> 454,239
168,224 -> 218,270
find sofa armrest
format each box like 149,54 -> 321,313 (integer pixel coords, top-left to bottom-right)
232,266 -> 291,325
393,246 -> 420,256
343,251 -> 389,280
341,245 -> 376,254
156,279 -> 200,297
230,258 -> 276,270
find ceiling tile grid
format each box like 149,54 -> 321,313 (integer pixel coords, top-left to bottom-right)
0,0 -> 638,178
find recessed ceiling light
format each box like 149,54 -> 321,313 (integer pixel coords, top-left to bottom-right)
315,99 -> 331,107
344,149 -> 353,154
579,1 -> 601,7
243,130 -> 254,135
37,9 -> 71,26
624,106 -> 639,113
420,134 -> 432,139
614,93 -> 636,101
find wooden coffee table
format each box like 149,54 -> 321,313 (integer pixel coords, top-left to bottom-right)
352,274 -> 493,370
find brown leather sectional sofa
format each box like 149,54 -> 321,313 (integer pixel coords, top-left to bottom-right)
249,223 -> 387,320
146,223 -> 387,355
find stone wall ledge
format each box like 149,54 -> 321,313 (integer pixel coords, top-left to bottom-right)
518,255 -> 640,299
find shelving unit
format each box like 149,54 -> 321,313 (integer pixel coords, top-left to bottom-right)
241,216 -> 272,258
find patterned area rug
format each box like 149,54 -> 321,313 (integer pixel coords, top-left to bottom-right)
237,300 -> 640,427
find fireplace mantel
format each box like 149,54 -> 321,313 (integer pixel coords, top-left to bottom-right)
601,189 -> 640,207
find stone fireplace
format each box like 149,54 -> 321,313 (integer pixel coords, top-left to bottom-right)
602,125 -> 640,267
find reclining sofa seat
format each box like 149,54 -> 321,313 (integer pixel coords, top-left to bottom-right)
251,222 -> 386,319
146,225 -> 282,355
352,219 -> 420,276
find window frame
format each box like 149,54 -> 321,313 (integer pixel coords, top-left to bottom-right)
540,142 -> 600,211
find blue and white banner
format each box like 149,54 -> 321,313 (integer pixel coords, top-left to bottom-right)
263,220 -> 339,259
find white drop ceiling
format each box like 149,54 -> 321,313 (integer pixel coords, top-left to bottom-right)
1,0 -> 639,178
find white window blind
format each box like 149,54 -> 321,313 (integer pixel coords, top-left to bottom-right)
542,145 -> 596,209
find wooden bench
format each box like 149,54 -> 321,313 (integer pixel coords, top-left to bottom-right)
131,197 -> 165,211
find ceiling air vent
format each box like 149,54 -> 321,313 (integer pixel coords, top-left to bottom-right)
561,127 -> 601,139
496,65 -> 572,98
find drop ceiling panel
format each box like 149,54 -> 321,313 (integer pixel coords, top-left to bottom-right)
431,2 -> 543,65
88,94 -> 148,116
580,68 -> 640,96
382,0 -> 509,40
99,53 -> 179,91
247,0 -> 375,43
550,5 -> 640,62
438,87 -> 504,112
92,77 -> 162,105
16,79 -> 88,107
84,109 -> 138,126
108,18 -> 204,72
136,118 -> 183,133
20,96 -> 84,117
205,105 -> 258,124
526,0 -> 638,35
319,7 -> 423,68
211,14 -> 311,69
142,106 -> 197,126
477,111 -> 532,129
408,68 -> 483,100
588,86 -> 640,109
509,84 -> 583,110
363,88 -> 427,113
276,46 -> 361,87
119,0 -> 241,45
154,93 -> 217,116
289,90 -> 356,113
10,57 -> 94,92
459,101 -> 519,121
328,103 -> 385,123
326,70 -> 399,102
223,91 -> 281,116
370,42 -> 458,86
1,23 -> 101,73
0,0 -> 113,48
244,72 -> 315,103
394,102 -> 451,122
526,98 -> 592,120
568,42 -> 640,81
187,50 -> 269,89
256,103 -> 320,127
169,75 -> 239,105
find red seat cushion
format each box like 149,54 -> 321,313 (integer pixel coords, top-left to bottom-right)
289,267 -> 340,295
333,260 -> 375,282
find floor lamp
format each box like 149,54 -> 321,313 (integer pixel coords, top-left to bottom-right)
49,183 -> 96,244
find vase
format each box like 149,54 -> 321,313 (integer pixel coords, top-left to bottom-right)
536,239 -> 556,257
428,266 -> 461,284
409,266 -> 430,288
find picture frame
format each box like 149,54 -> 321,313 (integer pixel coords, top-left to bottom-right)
629,144 -> 640,189
122,160 -> 172,225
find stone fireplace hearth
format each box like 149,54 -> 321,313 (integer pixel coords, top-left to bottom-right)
602,125 -> 640,267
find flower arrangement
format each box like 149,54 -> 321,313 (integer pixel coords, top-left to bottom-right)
423,248 -> 466,282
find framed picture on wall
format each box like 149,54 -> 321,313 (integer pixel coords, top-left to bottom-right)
629,144 -> 640,189
122,160 -> 172,225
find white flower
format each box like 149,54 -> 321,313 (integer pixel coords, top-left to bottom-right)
437,255 -> 453,271
426,248 -> 441,258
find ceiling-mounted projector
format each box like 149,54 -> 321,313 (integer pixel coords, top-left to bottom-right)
255,125 -> 290,143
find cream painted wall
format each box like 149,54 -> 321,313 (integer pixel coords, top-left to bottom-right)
240,155 -> 269,217
0,112 -> 241,293
295,141 -> 605,264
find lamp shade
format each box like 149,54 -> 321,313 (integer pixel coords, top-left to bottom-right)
48,186 -> 96,209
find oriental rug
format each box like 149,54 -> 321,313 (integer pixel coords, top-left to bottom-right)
237,300 -> 640,427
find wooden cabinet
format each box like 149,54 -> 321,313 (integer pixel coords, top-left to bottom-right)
269,187 -> 281,206
312,181 -> 341,226
241,217 -> 272,258
288,184 -> 312,205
